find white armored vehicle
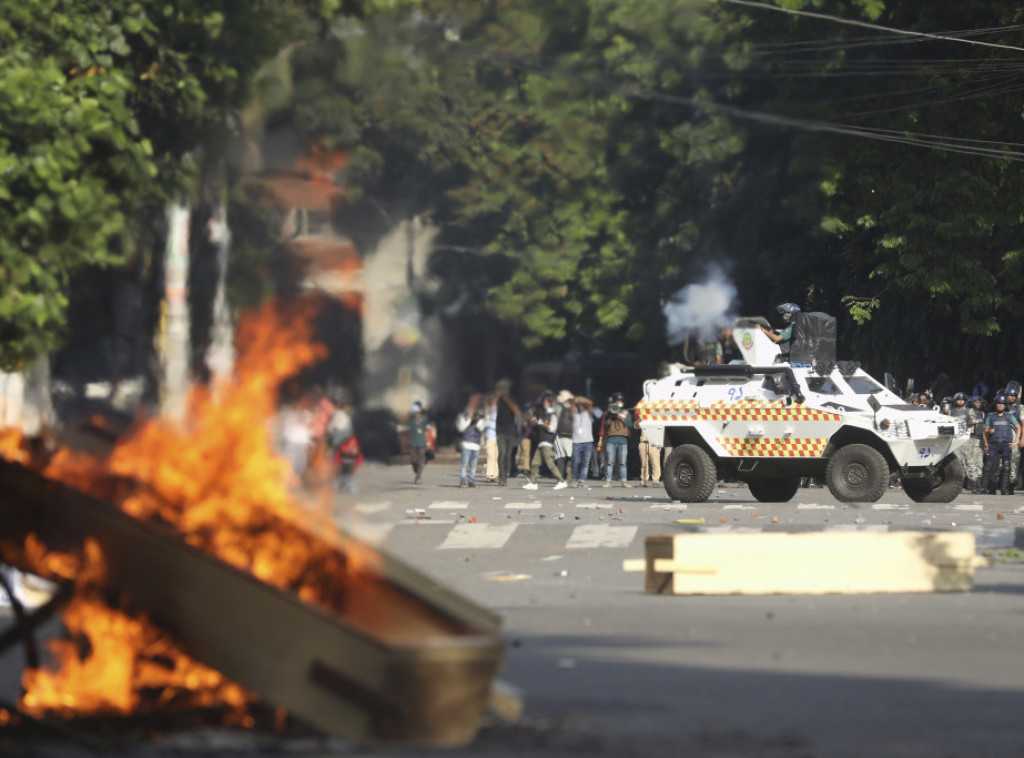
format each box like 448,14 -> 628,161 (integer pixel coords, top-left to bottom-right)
636,314 -> 968,504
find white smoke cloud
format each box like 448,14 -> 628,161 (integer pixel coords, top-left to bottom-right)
662,266 -> 738,346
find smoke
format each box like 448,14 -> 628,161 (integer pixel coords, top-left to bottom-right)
662,266 -> 738,346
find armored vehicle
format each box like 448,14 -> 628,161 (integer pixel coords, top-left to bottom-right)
636,314 -> 968,504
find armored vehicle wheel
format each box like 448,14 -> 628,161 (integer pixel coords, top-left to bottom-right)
825,444 -> 889,503
746,476 -> 801,503
664,444 -> 717,502
903,457 -> 965,503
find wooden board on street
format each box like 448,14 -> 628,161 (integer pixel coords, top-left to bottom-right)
626,531 -> 980,595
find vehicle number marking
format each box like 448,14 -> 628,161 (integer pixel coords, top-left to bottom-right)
918,446 -> 932,459
727,386 -> 744,402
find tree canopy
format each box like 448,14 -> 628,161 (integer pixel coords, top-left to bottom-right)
7,0 -> 1024,392
0,0 -> 337,370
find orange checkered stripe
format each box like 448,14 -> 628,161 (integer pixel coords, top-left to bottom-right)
717,437 -> 829,458
635,399 -> 842,423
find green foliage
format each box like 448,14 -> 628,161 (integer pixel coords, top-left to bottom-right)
0,0 -> 331,369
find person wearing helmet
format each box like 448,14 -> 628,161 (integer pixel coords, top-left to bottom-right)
757,303 -> 800,357
949,393 -> 971,490
599,391 -> 633,487
1005,381 -> 1024,494
939,396 -> 953,415
965,395 -> 987,493
982,394 -> 1020,496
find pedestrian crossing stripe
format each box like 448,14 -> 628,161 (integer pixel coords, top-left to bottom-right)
439,524 -> 518,549
566,525 -> 638,549
635,399 -> 842,423
717,437 -> 828,458
428,500 -> 469,509
505,501 -> 541,509
797,503 -> 834,510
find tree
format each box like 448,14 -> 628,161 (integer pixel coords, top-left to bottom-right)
0,0 -> 338,371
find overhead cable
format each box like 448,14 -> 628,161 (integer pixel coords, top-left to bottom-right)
717,0 -> 1024,54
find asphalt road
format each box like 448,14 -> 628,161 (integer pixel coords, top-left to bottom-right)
6,458 -> 1024,757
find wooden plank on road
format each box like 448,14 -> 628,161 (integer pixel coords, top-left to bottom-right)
636,531 -> 977,595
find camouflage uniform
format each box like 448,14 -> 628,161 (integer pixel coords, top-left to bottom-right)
1007,390 -> 1022,494
964,401 -> 986,492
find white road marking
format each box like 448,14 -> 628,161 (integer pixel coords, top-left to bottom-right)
650,503 -> 686,510
797,503 -> 835,510
428,500 -> 469,510
566,525 -> 638,549
872,503 -> 908,510
353,501 -> 391,514
953,503 -> 984,511
505,501 -> 541,509
575,502 -> 613,510
343,522 -> 394,545
439,524 -> 518,549
723,504 -> 756,510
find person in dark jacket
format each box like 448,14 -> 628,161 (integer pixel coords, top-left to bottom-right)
408,401 -> 432,485
456,395 -> 485,487
493,379 -> 521,486
599,391 -> 633,487
523,392 -> 568,490
982,394 -> 1020,496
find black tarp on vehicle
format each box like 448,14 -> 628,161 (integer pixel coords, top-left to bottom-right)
790,312 -> 836,365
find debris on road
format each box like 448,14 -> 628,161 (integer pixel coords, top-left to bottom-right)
624,531 -> 982,595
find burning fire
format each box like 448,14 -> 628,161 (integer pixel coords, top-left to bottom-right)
0,301 -> 378,725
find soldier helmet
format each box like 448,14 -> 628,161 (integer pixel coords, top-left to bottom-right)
969,394 -> 983,404
775,302 -> 801,324
995,393 -> 1008,405
953,392 -> 968,403
1007,380 -> 1021,396
611,391 -> 625,403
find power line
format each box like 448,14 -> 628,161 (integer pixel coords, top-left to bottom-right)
751,23 -> 1024,53
456,48 -> 1024,163
717,0 -> 1024,55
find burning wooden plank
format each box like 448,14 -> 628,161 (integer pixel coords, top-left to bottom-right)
0,458 -> 504,746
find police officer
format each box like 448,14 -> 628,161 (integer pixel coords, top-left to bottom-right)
757,303 -> 800,359
1007,381 -> 1024,493
982,393 -> 1021,496
965,395 -> 987,494
949,393 -> 971,491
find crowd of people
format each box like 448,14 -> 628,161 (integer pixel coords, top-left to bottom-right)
915,381 -> 1024,496
409,384 -> 663,490
407,372 -> 1024,497
276,385 -> 363,492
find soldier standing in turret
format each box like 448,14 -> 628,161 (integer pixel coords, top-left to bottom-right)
756,303 -> 800,360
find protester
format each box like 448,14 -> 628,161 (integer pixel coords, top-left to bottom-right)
637,426 -> 662,488
553,389 -> 575,481
599,392 -> 632,487
482,394 -> 499,482
570,394 -> 595,487
408,401 -> 433,485
523,392 -> 568,490
456,395 -> 485,488
326,394 -> 359,493
493,379 -> 521,486
279,397 -> 313,484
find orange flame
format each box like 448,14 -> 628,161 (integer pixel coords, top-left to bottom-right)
3,300 -> 381,725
